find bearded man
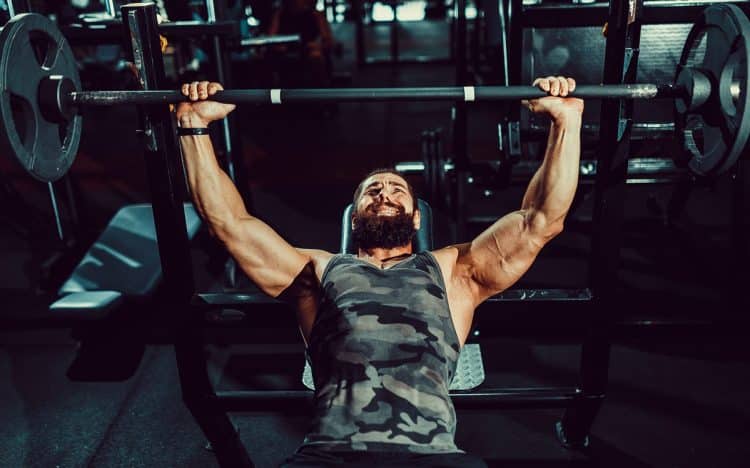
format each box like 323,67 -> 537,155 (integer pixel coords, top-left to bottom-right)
175,76 -> 583,467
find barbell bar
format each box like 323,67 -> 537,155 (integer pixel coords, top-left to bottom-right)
0,4 -> 747,183
64,83 -> 686,106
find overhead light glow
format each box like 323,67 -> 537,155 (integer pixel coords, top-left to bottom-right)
372,1 -> 429,22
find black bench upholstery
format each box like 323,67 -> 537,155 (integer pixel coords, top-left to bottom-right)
49,203 -> 201,320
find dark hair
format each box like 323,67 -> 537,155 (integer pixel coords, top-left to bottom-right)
352,168 -> 418,212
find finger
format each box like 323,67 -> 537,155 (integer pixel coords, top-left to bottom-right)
189,81 -> 199,101
549,76 -> 560,96
207,82 -> 223,95
533,77 -> 550,92
531,78 -> 549,91
198,81 -> 210,99
558,76 -> 569,97
181,83 -> 190,97
567,77 -> 576,93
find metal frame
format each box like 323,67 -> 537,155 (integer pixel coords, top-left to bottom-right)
557,0 -> 647,448
119,4 -> 252,467
353,0 -> 455,66
447,0 -> 648,449
56,0 -> 252,222
519,0 -> 750,28
6,0 -> 28,16
60,21 -> 241,44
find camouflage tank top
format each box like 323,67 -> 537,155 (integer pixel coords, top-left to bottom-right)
302,252 -> 462,453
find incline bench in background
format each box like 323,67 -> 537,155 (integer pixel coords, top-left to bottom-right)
48,203 -> 201,380
50,203 -> 201,320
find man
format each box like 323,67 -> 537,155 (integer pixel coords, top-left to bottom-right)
176,77 -> 582,467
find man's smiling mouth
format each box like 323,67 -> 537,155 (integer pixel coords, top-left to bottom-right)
377,207 -> 400,216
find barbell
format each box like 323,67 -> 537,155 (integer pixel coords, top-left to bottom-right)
0,4 -> 747,183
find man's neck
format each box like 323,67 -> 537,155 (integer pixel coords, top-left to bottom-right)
358,245 -> 413,265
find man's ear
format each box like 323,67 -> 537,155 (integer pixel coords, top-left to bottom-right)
413,209 -> 421,231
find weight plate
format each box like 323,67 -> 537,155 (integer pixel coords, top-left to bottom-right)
675,4 -> 750,177
0,13 -> 82,182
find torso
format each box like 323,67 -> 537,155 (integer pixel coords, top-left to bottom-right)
293,247 -> 475,347
301,252 -> 463,453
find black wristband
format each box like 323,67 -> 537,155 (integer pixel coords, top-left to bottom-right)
177,127 -> 209,136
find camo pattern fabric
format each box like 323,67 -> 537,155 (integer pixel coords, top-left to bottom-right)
302,252 -> 462,454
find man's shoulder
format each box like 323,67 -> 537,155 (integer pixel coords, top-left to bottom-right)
430,244 -> 470,264
297,248 -> 334,258
429,243 -> 477,284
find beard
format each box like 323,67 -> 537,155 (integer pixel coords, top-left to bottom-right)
351,205 -> 417,250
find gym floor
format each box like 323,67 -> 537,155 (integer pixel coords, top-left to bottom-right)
1,16 -> 749,468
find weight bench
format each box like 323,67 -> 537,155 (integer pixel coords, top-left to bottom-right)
48,203 -> 201,380
50,202 -> 201,320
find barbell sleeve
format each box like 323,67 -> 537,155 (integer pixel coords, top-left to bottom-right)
67,84 -> 684,106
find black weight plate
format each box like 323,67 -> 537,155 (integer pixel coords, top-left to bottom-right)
675,4 -> 750,177
0,13 -> 82,182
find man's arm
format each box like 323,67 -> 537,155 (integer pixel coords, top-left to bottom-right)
454,76 -> 584,306
176,81 -> 318,298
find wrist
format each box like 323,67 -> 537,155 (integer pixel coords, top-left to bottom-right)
552,114 -> 582,129
178,112 -> 209,129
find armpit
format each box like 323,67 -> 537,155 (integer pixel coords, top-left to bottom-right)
278,261 -> 320,300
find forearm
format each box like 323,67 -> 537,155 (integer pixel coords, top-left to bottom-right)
521,117 -> 581,232
179,131 -> 249,237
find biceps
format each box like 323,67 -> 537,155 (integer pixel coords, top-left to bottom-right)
223,217 -> 310,297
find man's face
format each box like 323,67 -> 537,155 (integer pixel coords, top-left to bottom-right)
352,173 -> 421,250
